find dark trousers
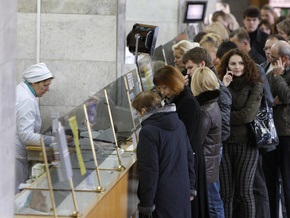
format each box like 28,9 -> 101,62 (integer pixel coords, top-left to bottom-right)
220,142 -> 258,218
254,154 -> 270,218
263,136 -> 290,218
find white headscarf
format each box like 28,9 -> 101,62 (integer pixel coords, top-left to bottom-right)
22,63 -> 54,83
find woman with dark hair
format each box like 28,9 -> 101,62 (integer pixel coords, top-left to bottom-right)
153,65 -> 210,218
217,49 -> 263,218
132,91 -> 196,218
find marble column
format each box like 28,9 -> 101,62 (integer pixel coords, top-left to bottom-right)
0,0 -> 17,216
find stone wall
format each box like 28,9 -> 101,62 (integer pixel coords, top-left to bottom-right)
126,0 -> 180,47
17,0 -> 126,130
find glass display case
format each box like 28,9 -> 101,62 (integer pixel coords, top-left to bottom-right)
15,69 -> 141,217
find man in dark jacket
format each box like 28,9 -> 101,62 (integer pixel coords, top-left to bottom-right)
182,47 -> 232,143
229,27 -> 266,64
182,47 -> 231,218
260,34 -> 285,74
266,40 -> 290,218
243,6 -> 269,59
260,34 -> 286,218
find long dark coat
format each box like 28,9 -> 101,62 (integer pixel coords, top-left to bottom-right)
137,105 -> 195,218
170,87 -> 210,218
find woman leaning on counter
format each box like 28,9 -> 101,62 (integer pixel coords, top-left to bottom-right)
132,91 -> 196,218
15,63 -> 56,194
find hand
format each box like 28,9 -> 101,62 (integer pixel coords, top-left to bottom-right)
190,196 -> 195,201
184,75 -> 189,86
273,96 -> 281,106
222,70 -> 233,87
272,57 -> 285,76
66,135 -> 73,145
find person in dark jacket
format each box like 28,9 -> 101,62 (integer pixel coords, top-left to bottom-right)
217,48 -> 263,218
132,91 -> 196,218
265,40 -> 290,218
243,6 -> 269,59
229,27 -> 266,65
260,34 -> 285,75
153,65 -> 209,218
218,36 -> 275,218
182,47 -> 232,143
259,34 -> 284,218
191,67 -> 224,218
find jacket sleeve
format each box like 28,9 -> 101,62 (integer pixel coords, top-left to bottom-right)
199,110 -> 211,146
271,74 -> 290,104
186,136 -> 196,193
137,127 -> 159,208
16,98 -> 54,146
218,83 -> 232,141
230,82 -> 263,125
257,65 -> 274,105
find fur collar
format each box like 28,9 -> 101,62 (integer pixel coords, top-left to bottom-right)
196,89 -> 220,105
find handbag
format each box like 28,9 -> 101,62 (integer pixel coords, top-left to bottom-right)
249,97 -> 279,152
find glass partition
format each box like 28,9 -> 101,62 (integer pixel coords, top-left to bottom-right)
137,55 -> 155,91
15,70 -> 140,217
162,39 -> 175,66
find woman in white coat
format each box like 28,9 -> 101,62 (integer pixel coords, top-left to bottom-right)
15,63 -> 56,194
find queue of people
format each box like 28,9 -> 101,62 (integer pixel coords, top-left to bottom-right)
14,3 -> 290,218
133,4 -> 290,218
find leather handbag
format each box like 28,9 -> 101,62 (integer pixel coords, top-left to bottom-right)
250,97 -> 279,152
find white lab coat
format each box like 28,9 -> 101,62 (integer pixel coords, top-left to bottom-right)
15,82 -> 53,193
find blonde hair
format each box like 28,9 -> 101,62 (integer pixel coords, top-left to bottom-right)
200,33 -> 223,52
211,11 -> 240,32
172,40 -> 200,55
190,67 -> 220,96
205,22 -> 229,41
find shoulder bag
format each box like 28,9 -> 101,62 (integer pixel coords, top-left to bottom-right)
250,96 -> 279,152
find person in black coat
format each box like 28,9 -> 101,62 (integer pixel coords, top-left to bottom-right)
132,91 -> 196,218
153,65 -> 210,218
182,47 -> 232,143
243,6 -> 269,59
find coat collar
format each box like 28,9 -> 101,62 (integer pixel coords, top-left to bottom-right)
141,104 -> 176,122
196,89 -> 220,105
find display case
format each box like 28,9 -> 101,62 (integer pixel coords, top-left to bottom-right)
15,69 -> 142,217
